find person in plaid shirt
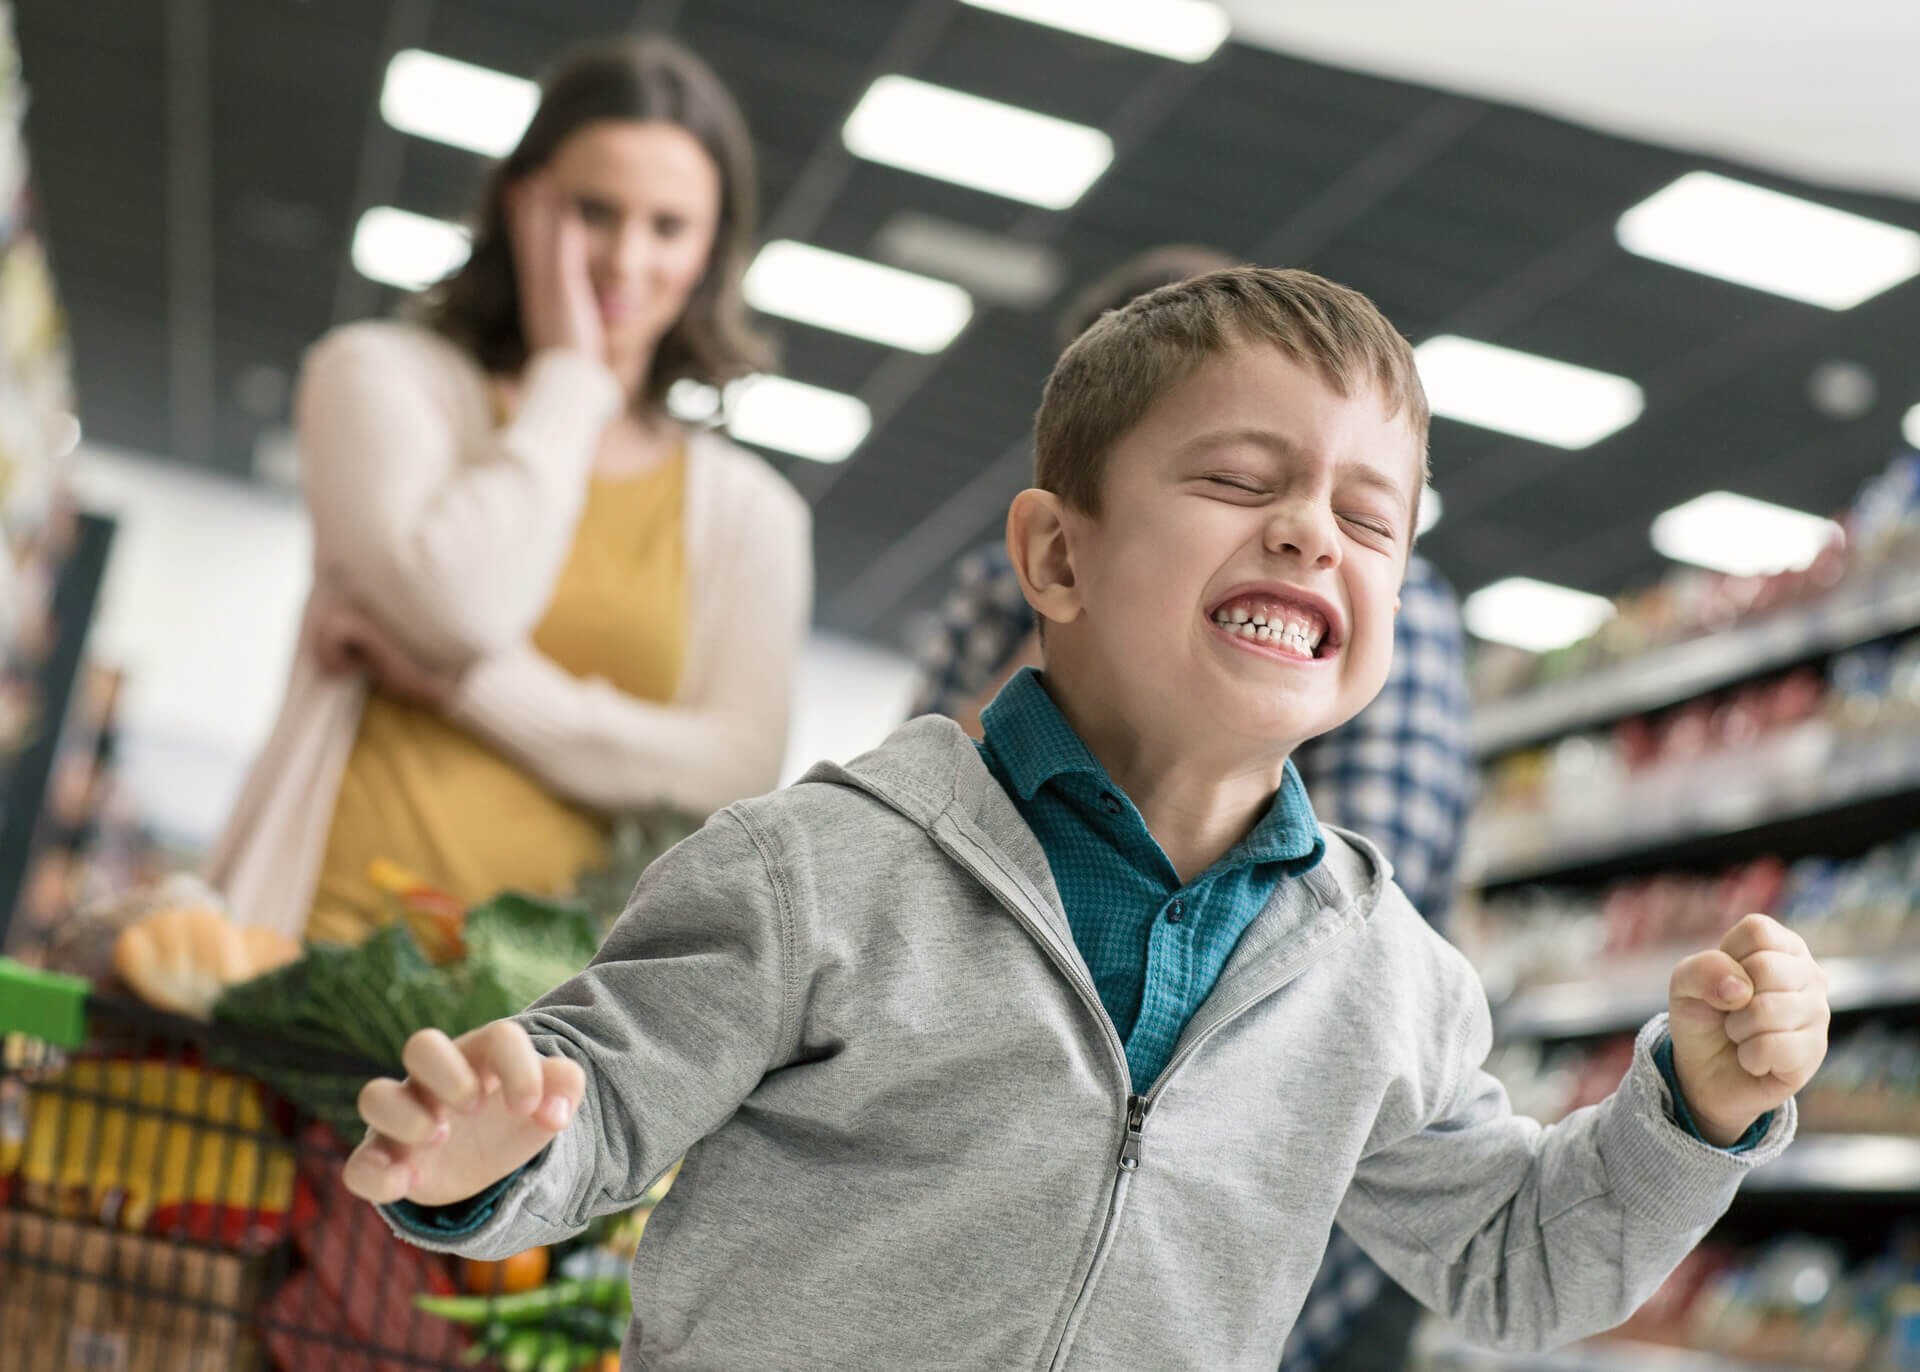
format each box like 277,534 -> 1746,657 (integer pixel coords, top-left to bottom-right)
910,250 -> 1475,1372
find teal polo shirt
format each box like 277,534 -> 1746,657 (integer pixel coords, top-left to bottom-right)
977,669 -> 1325,1091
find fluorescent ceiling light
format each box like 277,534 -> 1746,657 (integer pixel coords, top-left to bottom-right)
1463,577 -> 1616,654
1903,402 -> 1920,450
1650,491 -> 1839,577
958,0 -> 1229,62
727,376 -> 871,464
744,240 -> 973,353
351,207 -> 470,291
1414,335 -> 1644,449
1618,171 -> 1920,310
1416,485 -> 1442,537
843,76 -> 1113,210
381,49 -> 537,157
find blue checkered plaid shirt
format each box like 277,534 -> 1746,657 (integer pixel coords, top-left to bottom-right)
913,543 -> 1476,1369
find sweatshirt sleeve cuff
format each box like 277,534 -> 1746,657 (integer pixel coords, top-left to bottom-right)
383,1165 -> 529,1240
1653,1033 -> 1773,1154
1596,1014 -> 1796,1231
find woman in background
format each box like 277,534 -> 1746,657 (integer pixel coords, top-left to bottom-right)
211,37 -> 810,942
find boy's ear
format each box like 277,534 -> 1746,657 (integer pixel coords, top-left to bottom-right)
1006,489 -> 1084,629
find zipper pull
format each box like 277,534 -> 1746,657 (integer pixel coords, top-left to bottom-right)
1119,1095 -> 1146,1172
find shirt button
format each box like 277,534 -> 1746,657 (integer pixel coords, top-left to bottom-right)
1100,792 -> 1122,815
1167,900 -> 1185,924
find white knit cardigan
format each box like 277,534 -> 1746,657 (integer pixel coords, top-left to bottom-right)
208,321 -> 812,936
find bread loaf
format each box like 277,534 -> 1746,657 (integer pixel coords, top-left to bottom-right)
111,906 -> 301,1019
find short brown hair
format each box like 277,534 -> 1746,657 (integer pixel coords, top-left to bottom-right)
420,36 -> 773,410
1055,245 -> 1238,348
1033,266 -> 1429,515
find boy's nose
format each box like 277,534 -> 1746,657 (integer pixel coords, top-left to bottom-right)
1264,504 -> 1340,567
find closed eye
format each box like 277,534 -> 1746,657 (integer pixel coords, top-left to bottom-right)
1203,474 -> 1267,495
1341,513 -> 1396,540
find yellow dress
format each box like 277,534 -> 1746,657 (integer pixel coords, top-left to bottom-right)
307,452 -> 687,945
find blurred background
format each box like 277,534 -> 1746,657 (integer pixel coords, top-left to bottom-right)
1,2 -> 1919,1369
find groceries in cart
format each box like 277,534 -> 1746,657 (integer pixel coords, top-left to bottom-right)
0,854 -> 659,1371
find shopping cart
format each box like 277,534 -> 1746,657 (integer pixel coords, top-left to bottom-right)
0,958 -> 630,1372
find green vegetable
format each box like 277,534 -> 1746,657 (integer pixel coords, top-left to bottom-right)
460,893 -> 602,1013
538,1304 -> 627,1349
209,891 -> 607,1129
538,1338 -> 599,1372
494,1327 -> 602,1372
498,1328 -> 548,1372
415,1277 -> 630,1326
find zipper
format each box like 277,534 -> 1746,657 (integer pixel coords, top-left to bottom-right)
930,833 -> 1146,1370
936,833 -> 1134,1085
1139,908 -> 1362,1114
1119,1094 -> 1146,1172
1143,986 -> 1291,1114
933,822 -> 1357,1368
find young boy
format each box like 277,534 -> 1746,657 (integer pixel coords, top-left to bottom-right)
347,268 -> 1829,1369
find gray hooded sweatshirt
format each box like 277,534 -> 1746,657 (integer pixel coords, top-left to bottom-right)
390,716 -> 1794,1369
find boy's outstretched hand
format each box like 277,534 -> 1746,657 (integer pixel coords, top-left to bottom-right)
344,1021 -> 586,1208
1667,914 -> 1829,1147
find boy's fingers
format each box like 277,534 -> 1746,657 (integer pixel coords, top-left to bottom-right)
1737,950 -> 1816,995
535,1054 -> 587,1131
1733,1030 -> 1824,1083
1719,914 -> 1806,964
403,1028 -> 481,1112
1669,949 -> 1752,1013
343,1131 -> 417,1205
463,1020 -> 543,1115
357,1077 -> 446,1146
1723,989 -> 1825,1044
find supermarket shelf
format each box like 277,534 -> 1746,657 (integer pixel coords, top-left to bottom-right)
1471,568 -> 1920,759
1466,762 -> 1920,889
1743,1133 -> 1920,1195
1416,1325 -> 1784,1372
1495,953 -> 1920,1042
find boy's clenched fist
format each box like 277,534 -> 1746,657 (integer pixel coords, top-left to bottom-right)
1667,914 -> 1829,1147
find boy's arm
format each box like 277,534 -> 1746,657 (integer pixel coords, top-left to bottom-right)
1336,915 -> 1822,1354
373,807 -> 802,1260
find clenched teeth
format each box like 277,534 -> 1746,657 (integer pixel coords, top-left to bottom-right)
1210,604 -> 1326,656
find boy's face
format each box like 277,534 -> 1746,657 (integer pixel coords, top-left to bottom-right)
1050,342 -> 1420,759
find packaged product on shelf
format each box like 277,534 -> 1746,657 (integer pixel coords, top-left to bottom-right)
1469,629 -> 1920,878
1472,448 -> 1920,708
1463,830 -> 1920,995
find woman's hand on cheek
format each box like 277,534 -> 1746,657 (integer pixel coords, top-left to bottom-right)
505,171 -> 605,362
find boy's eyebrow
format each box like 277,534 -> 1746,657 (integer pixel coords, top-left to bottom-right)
1174,426 -> 1304,462
1177,427 -> 1413,508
